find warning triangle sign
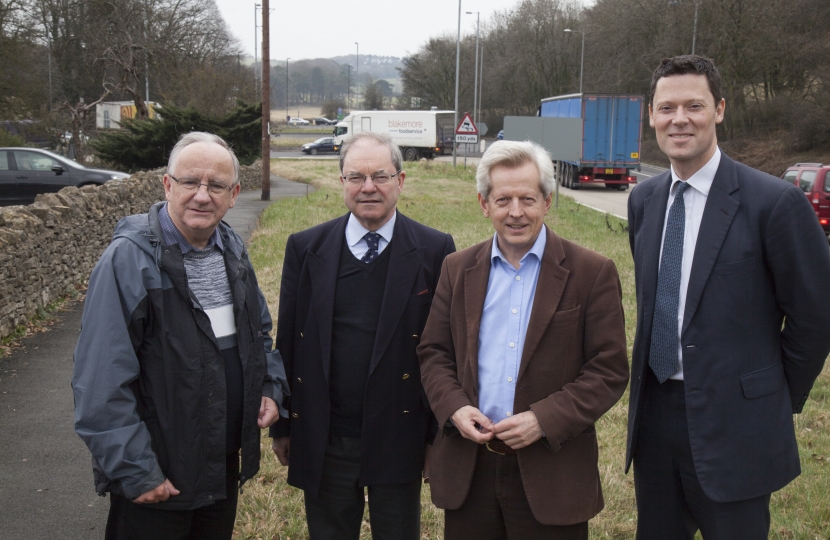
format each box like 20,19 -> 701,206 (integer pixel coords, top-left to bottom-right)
455,113 -> 478,135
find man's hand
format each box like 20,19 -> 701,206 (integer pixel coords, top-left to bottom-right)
133,479 -> 180,504
258,397 -> 279,428
492,411 -> 543,450
272,436 -> 290,466
451,405 -> 495,444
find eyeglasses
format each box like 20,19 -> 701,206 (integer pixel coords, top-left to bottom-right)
169,174 -> 234,195
341,170 -> 401,185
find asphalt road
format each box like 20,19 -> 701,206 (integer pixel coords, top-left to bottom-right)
563,162 -> 667,219
0,174 -> 310,540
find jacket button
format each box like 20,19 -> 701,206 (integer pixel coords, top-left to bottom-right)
292,413 -> 299,418
412,334 -> 419,339
297,377 -> 302,383
300,332 -> 304,338
402,373 -> 410,380
403,410 -> 410,414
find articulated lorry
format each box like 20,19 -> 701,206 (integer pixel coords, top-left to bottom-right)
504,93 -> 644,190
333,110 -> 456,161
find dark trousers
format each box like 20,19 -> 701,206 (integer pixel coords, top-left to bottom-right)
444,448 -> 588,540
105,453 -> 240,540
633,371 -> 771,539
304,435 -> 422,540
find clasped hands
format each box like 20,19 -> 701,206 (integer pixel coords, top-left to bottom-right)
450,405 -> 542,450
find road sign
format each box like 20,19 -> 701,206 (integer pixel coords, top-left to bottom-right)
477,123 -> 488,137
455,134 -> 479,143
455,112 -> 479,135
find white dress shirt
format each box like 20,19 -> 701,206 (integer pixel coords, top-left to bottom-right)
345,211 -> 396,260
660,147 -> 721,380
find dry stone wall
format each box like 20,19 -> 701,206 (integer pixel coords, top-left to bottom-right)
0,161 -> 262,340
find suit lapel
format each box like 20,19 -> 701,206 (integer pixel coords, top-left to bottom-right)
637,172 -> 672,345
369,214 -> 424,374
463,240 -> 493,397
682,155 -> 740,333
518,227 -> 569,381
307,214 -> 349,381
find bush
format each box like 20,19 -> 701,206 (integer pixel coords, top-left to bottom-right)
92,101 -> 262,171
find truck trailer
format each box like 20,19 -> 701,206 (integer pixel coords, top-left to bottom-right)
504,93 -> 643,190
333,110 -> 456,161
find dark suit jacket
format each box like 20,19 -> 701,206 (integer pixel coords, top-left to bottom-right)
626,153 -> 830,503
418,226 -> 629,526
269,211 -> 455,496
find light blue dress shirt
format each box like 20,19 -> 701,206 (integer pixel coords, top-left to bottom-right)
344,211 -> 396,259
477,228 -> 547,424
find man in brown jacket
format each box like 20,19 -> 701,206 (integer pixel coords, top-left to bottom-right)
418,140 -> 629,539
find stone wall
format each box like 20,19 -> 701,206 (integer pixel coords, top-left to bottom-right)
0,161 -> 262,340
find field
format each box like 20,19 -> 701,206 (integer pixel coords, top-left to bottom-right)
237,159 -> 830,539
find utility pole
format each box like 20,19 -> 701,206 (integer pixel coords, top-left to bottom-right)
355,43 -> 359,105
260,0 -> 270,200
347,64 -> 351,109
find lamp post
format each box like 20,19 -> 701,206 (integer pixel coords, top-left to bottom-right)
254,3 -> 260,87
355,42 -> 359,105
563,28 -> 585,94
466,11 -> 480,124
668,0 -> 700,55
285,58 -> 290,122
347,64 -> 351,110
453,0 -> 461,167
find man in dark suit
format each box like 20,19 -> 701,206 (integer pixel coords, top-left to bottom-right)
627,55 -> 830,539
269,132 -> 455,539
418,140 -> 629,539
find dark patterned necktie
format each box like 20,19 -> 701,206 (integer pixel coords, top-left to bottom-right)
361,232 -> 381,263
649,181 -> 691,383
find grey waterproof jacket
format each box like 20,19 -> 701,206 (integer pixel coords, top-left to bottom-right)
72,202 -> 287,510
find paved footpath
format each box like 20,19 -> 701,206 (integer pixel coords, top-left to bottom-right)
0,174 -> 311,540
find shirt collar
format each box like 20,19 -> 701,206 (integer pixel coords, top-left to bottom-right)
158,202 -> 223,254
670,147 -> 721,197
490,225 -> 548,267
346,211 -> 397,248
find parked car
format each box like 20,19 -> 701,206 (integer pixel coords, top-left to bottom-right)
288,118 -> 310,126
313,117 -> 334,126
781,162 -> 830,235
0,147 -> 130,206
301,137 -> 340,155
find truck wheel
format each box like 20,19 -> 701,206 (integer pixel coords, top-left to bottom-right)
404,147 -> 418,161
571,166 -> 581,190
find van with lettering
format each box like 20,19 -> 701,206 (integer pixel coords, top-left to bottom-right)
333,110 -> 455,161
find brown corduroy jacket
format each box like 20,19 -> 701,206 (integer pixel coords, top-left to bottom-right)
418,226 -> 629,526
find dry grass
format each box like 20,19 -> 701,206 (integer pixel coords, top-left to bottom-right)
238,159 -> 830,540
269,136 -> 318,149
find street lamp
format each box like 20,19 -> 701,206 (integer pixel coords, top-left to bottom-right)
285,58 -> 290,122
347,64 -> 351,110
453,0 -> 461,167
466,11 -> 480,124
355,42 -> 359,104
669,0 -> 700,55
563,28 -> 585,94
254,3 -> 260,87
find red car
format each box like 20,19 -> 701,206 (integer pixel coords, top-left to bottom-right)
782,163 -> 830,236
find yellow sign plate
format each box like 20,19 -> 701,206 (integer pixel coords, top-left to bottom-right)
631,152 -> 639,159
605,168 -> 614,174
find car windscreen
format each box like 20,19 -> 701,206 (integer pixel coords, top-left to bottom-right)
334,126 -> 348,137
799,170 -> 816,193
314,138 -> 331,144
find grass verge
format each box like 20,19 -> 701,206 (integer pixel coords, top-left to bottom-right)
238,159 -> 830,540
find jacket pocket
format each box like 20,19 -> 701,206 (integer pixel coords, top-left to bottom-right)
551,305 -> 580,324
712,257 -> 756,276
740,362 -> 785,399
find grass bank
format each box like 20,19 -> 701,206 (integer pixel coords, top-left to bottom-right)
239,159 -> 829,540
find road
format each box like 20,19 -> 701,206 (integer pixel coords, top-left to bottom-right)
0,174 -> 310,540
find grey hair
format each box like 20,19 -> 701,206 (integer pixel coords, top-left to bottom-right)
339,132 -> 402,173
476,140 -> 555,199
167,131 -> 240,185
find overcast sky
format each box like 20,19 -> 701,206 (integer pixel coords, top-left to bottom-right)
213,0 -> 525,61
